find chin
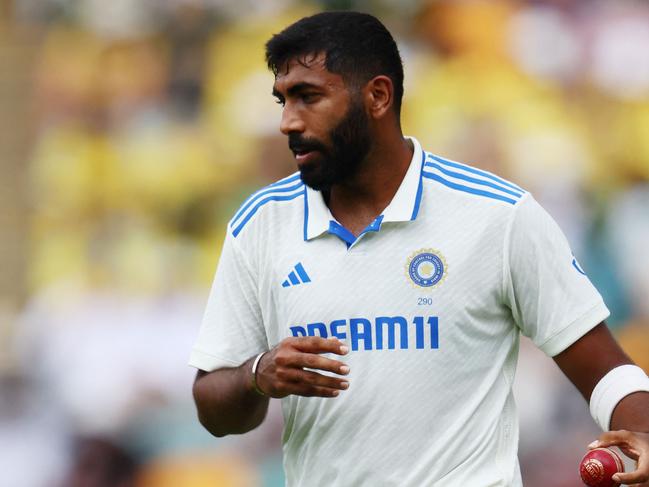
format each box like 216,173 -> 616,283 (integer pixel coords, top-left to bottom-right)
297,161 -> 325,190
299,170 -> 327,191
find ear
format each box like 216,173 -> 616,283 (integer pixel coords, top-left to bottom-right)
365,75 -> 394,119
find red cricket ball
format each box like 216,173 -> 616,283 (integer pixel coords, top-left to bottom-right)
579,447 -> 625,487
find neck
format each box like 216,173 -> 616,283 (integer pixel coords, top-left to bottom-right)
327,129 -> 414,236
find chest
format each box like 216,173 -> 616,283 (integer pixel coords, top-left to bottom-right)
261,218 -> 510,354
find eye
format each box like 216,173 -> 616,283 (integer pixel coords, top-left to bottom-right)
275,98 -> 285,107
301,93 -> 320,104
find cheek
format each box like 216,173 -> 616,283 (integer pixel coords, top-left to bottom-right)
303,113 -> 334,141
300,93 -> 349,140
316,111 -> 344,137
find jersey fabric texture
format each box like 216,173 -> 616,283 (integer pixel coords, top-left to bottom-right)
189,137 -> 609,486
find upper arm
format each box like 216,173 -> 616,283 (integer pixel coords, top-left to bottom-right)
553,322 -> 633,401
191,364 -> 270,436
192,369 -> 207,401
189,231 -> 267,372
504,195 -> 610,355
192,368 -> 222,397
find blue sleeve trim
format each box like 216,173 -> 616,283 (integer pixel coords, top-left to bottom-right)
422,172 -> 518,205
232,191 -> 304,237
428,154 -> 525,193
424,161 -> 523,199
231,179 -> 303,229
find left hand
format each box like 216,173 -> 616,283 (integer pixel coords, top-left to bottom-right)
590,430 -> 649,486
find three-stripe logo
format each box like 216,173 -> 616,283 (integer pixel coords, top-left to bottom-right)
282,262 -> 311,288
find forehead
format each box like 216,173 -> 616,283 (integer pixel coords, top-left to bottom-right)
272,53 -> 346,92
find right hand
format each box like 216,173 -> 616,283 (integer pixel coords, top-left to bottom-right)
256,337 -> 350,398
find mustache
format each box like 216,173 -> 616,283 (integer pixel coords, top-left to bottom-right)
288,134 -> 327,154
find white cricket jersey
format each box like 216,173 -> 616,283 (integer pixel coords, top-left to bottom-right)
189,137 -> 609,486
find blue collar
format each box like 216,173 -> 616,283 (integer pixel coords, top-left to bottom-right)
303,136 -> 425,243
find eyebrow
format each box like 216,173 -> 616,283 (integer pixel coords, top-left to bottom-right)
272,82 -> 321,99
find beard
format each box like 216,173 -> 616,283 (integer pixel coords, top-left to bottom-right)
288,96 -> 371,192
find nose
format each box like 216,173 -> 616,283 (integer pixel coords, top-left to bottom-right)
279,105 -> 305,136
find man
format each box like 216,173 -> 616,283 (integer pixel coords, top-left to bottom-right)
190,11 -> 649,486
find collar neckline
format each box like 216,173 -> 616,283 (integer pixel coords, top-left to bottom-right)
303,136 -> 425,241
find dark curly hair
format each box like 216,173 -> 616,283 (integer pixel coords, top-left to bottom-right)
265,11 -> 404,114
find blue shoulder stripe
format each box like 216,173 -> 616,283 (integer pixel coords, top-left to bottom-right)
231,175 -> 303,228
269,172 -> 302,188
232,190 -> 304,237
424,161 -> 523,198
410,149 -> 426,220
422,171 -> 518,205
427,154 -> 524,193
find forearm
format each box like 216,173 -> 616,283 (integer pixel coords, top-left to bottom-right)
192,356 -> 269,437
611,391 -> 649,433
192,337 -> 349,437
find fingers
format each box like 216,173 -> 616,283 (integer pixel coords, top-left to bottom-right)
280,351 -> 349,375
591,430 -> 642,460
613,448 -> 649,485
279,368 -> 350,390
613,475 -> 649,485
276,369 -> 350,397
595,430 -> 635,448
257,336 -> 351,399
278,337 -> 349,374
290,336 -> 349,355
612,460 -> 649,486
588,431 -> 649,486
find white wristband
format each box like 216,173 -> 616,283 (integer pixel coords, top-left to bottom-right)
589,364 -> 649,431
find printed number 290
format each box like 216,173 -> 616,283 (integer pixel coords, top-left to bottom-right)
417,297 -> 433,306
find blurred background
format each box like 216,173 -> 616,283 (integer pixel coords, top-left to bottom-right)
1,0 -> 648,485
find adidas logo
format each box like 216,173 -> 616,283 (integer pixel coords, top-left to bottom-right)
282,262 -> 311,288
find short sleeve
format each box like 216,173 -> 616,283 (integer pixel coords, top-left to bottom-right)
503,195 -> 610,357
189,231 -> 267,371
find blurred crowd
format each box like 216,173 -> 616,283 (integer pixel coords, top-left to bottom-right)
1,0 -> 649,486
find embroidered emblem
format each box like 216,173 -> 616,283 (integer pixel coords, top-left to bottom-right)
405,249 -> 447,289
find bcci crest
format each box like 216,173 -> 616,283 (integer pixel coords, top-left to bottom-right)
405,249 -> 447,289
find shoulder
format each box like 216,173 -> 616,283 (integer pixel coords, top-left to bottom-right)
228,172 -> 305,239
421,151 -> 528,209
